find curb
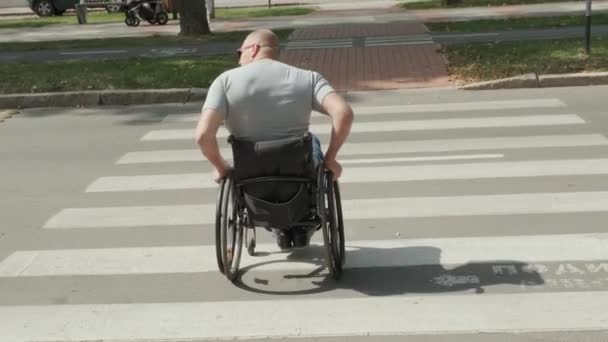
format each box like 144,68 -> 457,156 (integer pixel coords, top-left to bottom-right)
459,71 -> 608,90
1,71 -> 607,109
0,88 -> 208,110
0,12 -> 34,17
0,7 -> 110,17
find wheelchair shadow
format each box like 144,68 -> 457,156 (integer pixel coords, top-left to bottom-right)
235,245 -> 544,296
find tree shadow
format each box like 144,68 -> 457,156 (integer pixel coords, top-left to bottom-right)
235,244 -> 544,296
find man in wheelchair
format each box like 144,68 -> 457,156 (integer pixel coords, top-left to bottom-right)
195,29 -> 354,250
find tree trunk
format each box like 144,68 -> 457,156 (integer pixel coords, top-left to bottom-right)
179,0 -> 211,36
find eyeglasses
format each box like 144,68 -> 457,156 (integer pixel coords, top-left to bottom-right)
236,44 -> 277,58
236,44 -> 255,58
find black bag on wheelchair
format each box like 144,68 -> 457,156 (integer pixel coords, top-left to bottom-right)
229,133 -> 316,228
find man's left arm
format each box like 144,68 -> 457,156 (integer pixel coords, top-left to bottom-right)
195,108 -> 231,183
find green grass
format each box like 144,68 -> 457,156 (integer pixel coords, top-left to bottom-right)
0,55 -> 238,94
0,26 -> 295,94
400,0 -> 579,10
0,6 -> 313,29
443,37 -> 608,84
428,13 -> 608,32
216,6 -> 314,20
0,12 -> 124,29
0,29 -> 293,52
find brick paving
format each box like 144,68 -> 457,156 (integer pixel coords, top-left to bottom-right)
281,22 -> 451,91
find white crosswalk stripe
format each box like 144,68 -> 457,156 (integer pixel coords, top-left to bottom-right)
3,292 -> 608,341
162,98 -> 566,123
2,233 -> 608,276
365,39 -> 435,47
286,38 -> 354,49
143,114 -> 584,141
117,134 -> 608,164
4,95 -> 608,341
90,158 -> 608,192
364,34 -> 435,47
43,191 -> 608,229
339,153 -> 505,164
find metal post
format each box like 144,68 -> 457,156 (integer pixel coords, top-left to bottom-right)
75,0 -> 87,24
585,0 -> 592,54
169,0 -> 177,19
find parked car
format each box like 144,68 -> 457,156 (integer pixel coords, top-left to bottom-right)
27,0 -> 124,16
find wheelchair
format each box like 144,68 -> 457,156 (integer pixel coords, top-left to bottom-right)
215,133 -> 345,283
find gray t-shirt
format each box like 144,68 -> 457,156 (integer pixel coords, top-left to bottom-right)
202,59 -> 335,141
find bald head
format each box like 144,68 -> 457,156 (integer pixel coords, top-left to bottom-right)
238,29 -> 280,65
245,29 -> 279,47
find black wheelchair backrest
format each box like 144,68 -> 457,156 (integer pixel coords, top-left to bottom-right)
228,133 -> 316,227
229,133 -> 315,183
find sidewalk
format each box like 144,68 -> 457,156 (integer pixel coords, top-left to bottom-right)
0,7 -> 33,17
281,22 -> 451,91
2,1 -> 608,43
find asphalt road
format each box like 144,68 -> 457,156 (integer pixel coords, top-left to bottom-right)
1,85 -> 608,341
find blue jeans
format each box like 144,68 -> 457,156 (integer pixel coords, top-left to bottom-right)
312,134 -> 323,168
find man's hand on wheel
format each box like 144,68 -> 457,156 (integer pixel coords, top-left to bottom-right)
213,160 -> 233,184
324,158 -> 342,180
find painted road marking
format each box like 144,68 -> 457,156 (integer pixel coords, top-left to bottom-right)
1,292 -> 608,340
3,233 -> 608,276
116,134 -> 608,164
43,191 -> 608,229
142,114 -> 585,141
89,158 -> 608,192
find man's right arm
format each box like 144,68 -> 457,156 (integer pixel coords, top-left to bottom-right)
196,73 -> 231,183
321,92 -> 354,179
195,108 -> 231,183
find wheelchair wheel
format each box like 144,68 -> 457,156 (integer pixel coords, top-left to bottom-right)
332,180 -> 346,267
215,176 -> 244,282
318,168 -> 344,279
215,177 -> 227,274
